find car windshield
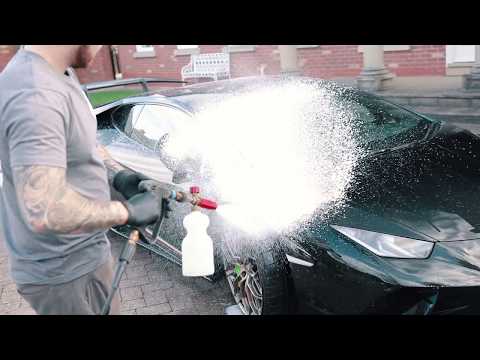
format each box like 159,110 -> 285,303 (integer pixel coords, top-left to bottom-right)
164,80 -> 438,154
172,92 -> 435,153
336,93 -> 437,153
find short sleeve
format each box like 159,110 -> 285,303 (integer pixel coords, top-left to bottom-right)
3,89 -> 69,169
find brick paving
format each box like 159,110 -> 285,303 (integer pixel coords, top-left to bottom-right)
0,226 -> 234,315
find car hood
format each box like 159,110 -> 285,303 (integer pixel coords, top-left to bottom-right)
334,206 -> 480,242
339,123 -> 480,242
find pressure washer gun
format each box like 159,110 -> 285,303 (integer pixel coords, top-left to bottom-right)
101,178 -> 217,315
137,180 -> 218,241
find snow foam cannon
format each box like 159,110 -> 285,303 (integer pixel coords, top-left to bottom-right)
137,180 -> 218,277
103,174 -> 218,314
138,181 -> 217,211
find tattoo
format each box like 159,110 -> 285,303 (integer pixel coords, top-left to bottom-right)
13,165 -> 128,234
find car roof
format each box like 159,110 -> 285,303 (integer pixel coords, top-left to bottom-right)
93,76 -> 359,115
129,76 -> 351,109
164,75 -> 349,97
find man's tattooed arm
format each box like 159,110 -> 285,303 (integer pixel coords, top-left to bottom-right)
13,165 -> 129,234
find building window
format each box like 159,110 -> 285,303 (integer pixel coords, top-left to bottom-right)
177,45 -> 198,50
446,45 -> 475,65
445,45 -> 476,75
224,45 -> 256,53
136,45 -> 154,52
134,45 -> 156,58
296,45 -> 319,49
358,45 -> 411,53
175,45 -> 200,56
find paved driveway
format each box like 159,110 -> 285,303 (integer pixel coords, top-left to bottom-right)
0,226 -> 233,315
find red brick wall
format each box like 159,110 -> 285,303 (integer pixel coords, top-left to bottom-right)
119,45 -> 189,79
0,45 -> 448,81
117,45 -> 447,81
0,46 -> 114,83
119,45 -> 283,80
230,46 -> 281,77
300,45 -> 446,78
384,45 -> 446,76
0,45 -> 18,71
300,45 -> 363,78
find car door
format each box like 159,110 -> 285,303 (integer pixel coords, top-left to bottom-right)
109,102 -> 195,253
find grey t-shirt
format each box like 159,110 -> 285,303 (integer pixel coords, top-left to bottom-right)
0,50 -> 112,285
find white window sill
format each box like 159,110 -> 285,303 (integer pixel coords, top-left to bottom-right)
174,48 -> 200,56
133,51 -> 156,58
296,45 -> 319,49
358,45 -> 411,53
223,45 -> 256,53
447,61 -> 474,68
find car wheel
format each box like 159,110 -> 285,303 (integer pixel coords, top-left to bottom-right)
222,242 -> 290,315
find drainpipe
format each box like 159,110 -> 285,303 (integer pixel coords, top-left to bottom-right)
110,45 -> 123,80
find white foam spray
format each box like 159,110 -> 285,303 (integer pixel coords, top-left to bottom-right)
164,79 -> 364,241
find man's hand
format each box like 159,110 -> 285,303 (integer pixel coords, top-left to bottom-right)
124,191 -> 160,227
113,170 -> 151,200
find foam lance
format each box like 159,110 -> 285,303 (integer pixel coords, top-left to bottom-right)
182,186 -> 216,276
134,179 -> 218,276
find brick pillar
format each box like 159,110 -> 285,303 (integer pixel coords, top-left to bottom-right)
463,45 -> 480,91
278,45 -> 301,75
356,45 -> 394,91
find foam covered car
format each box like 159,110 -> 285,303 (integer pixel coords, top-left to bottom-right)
92,76 -> 480,315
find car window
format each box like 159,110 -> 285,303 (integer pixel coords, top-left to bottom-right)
113,104 -> 192,151
111,104 -> 137,134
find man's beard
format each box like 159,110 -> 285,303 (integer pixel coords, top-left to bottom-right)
71,46 -> 93,69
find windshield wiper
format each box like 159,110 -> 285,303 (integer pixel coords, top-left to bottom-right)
366,120 -> 436,158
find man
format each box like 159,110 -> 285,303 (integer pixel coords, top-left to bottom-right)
0,45 -> 159,315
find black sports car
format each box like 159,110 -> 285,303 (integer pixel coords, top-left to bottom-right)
92,76 -> 480,315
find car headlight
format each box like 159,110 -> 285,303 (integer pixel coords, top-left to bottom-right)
331,225 -> 434,259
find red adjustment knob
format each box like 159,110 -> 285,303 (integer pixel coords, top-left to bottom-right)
197,198 -> 218,210
190,186 -> 200,194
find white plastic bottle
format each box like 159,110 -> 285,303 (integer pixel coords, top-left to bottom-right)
181,209 -> 215,276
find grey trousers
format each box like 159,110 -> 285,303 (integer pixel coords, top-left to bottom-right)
16,257 -> 121,315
